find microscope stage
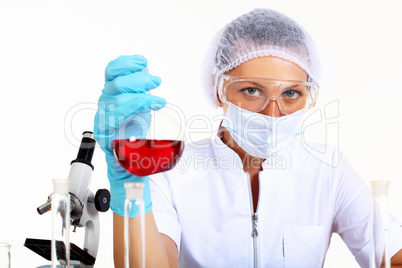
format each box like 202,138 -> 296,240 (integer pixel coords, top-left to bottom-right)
24,238 -> 96,265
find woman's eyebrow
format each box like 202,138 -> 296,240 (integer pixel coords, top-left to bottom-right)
282,83 -> 308,91
236,80 -> 269,90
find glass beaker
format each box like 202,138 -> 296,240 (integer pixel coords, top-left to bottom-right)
370,180 -> 391,268
0,242 -> 11,268
51,179 -> 71,268
124,182 -> 145,268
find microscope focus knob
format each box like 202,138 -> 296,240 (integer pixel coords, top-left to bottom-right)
94,189 -> 111,212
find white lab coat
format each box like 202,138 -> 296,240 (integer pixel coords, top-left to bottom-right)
149,135 -> 402,267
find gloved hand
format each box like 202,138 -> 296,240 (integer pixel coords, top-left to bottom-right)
93,55 -> 166,217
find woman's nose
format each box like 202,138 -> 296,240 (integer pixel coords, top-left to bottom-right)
261,100 -> 282,117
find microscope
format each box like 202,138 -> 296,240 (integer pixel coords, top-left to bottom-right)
25,131 -> 110,267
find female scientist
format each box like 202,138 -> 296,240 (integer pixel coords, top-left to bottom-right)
94,8 -> 402,267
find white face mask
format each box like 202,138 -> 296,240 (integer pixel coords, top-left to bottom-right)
221,103 -> 304,158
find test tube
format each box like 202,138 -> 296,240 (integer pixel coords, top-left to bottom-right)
0,242 -> 11,268
51,179 -> 71,268
370,180 -> 391,268
124,182 -> 145,268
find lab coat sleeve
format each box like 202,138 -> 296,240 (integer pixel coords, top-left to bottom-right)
331,152 -> 378,267
149,172 -> 182,256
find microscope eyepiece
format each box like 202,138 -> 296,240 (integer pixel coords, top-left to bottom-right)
71,131 -> 96,170
82,131 -> 94,139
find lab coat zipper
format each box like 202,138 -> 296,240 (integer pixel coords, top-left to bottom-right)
246,173 -> 260,268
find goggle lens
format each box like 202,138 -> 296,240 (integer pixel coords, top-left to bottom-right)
220,75 -> 319,114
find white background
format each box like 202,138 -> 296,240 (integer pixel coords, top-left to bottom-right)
1,0 -> 402,267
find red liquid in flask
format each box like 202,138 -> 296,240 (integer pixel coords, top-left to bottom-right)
113,139 -> 185,177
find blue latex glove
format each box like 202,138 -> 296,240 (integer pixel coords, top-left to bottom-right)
93,55 -> 166,217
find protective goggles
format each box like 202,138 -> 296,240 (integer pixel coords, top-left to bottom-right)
218,74 -> 319,114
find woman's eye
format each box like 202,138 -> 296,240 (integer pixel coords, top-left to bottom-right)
285,90 -> 295,97
242,87 -> 259,95
284,90 -> 300,98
